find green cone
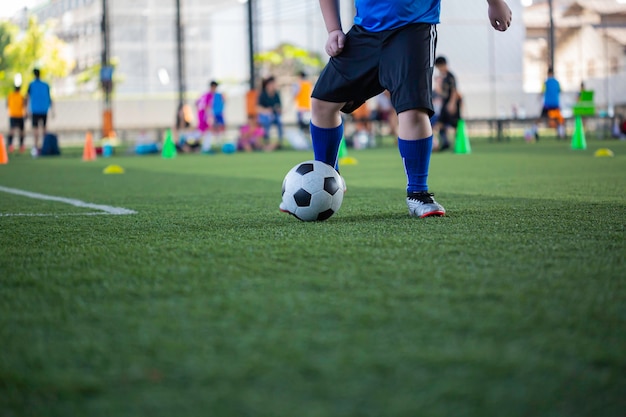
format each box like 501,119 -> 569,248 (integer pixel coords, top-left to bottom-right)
454,119 -> 471,154
571,116 -> 587,150
162,129 -> 177,159
338,137 -> 348,158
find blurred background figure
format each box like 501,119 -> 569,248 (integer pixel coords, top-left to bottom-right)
373,90 -> 397,139
349,102 -> 374,149
27,68 -> 54,156
237,114 -> 275,152
432,56 -> 461,152
209,80 -> 226,141
195,80 -> 216,151
6,84 -> 26,154
293,71 -> 313,133
176,102 -> 194,131
257,76 -> 284,148
532,67 -> 565,140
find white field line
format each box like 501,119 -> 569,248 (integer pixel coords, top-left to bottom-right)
0,185 -> 137,216
0,212 -> 113,217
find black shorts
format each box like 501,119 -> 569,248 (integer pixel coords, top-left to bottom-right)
540,106 -> 559,118
437,98 -> 462,128
32,113 -> 47,128
312,23 -> 437,116
9,117 -> 25,130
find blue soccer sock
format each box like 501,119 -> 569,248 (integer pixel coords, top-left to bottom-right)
398,136 -> 433,193
311,122 -> 343,171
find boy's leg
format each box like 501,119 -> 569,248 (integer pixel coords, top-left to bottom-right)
37,115 -> 47,151
435,110 -> 451,150
7,127 -> 14,152
438,125 -> 450,150
259,114 -> 271,143
556,109 -> 565,139
275,114 -> 284,145
297,111 -> 304,130
19,119 -> 25,151
376,23 -> 444,216
311,98 -> 345,170
32,117 -> 41,151
397,109 -> 445,218
430,118 -> 440,150
34,126 -> 40,150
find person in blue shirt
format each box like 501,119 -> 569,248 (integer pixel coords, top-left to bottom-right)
26,68 -> 54,155
280,0 -> 512,219
542,67 -> 560,113
537,67 -> 565,140
209,80 -> 226,137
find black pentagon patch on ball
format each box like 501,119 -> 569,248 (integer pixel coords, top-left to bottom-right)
294,188 -> 312,207
296,163 -> 314,175
317,209 -> 335,221
323,177 -> 340,195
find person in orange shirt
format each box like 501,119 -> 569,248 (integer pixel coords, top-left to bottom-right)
350,101 -> 374,149
293,71 -> 313,132
351,102 -> 372,135
6,84 -> 27,153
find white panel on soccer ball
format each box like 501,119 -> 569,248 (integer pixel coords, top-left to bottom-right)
330,189 -> 344,212
312,190 -> 332,212
301,170 -> 324,192
295,205 -> 320,222
284,170 -> 303,190
281,191 -> 299,214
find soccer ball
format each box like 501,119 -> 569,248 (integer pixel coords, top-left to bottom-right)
280,160 -> 344,221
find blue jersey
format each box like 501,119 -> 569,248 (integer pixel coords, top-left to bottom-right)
213,92 -> 225,114
354,0 -> 441,32
27,79 -> 52,115
543,77 -> 560,108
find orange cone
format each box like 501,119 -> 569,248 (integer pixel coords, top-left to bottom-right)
0,134 -> 8,165
82,131 -> 97,161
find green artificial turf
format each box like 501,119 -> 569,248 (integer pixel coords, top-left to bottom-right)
1,137 -> 625,417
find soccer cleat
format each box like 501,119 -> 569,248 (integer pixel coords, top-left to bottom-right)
406,191 -> 446,218
19,145 -> 26,154
8,144 -> 15,153
279,201 -> 291,214
279,201 -> 298,218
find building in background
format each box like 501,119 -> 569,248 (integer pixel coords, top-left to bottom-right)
524,0 -> 626,116
28,0 -> 243,97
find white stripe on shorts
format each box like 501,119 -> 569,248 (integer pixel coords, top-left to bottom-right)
429,24 -> 437,67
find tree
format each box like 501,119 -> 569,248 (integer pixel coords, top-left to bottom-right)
0,16 -> 73,97
75,58 -> 123,96
0,21 -> 17,91
255,43 -> 323,81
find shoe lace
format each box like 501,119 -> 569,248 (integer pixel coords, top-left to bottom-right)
408,191 -> 435,204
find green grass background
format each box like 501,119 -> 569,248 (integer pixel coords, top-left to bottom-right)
1,137 -> 625,417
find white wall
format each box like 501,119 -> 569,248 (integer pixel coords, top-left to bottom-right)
437,0 -> 526,119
